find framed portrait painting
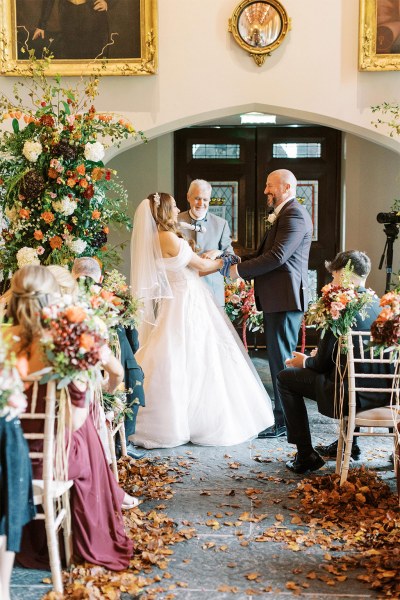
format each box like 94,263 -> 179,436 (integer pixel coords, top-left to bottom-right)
359,0 -> 400,70
0,0 -> 157,76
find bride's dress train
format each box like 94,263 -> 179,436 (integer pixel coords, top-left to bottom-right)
132,238 -> 274,449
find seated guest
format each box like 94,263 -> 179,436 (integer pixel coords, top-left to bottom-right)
7,266 -> 138,571
46,264 -> 78,297
277,250 -> 393,474
72,257 -> 146,460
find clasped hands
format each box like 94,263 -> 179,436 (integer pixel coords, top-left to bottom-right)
285,347 -> 318,369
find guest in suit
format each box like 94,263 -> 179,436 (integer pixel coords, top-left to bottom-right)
71,257 -> 146,460
277,250 -> 393,474
179,179 -> 233,307
231,169 -> 313,438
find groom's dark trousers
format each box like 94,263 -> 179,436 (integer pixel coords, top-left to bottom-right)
237,197 -> 313,427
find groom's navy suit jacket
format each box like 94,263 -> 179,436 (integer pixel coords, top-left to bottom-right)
237,199 -> 313,314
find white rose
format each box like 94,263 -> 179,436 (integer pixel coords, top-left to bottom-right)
67,238 -> 87,255
52,196 -> 77,216
266,213 -> 277,225
22,140 -> 43,163
84,142 -> 105,163
16,246 -> 41,268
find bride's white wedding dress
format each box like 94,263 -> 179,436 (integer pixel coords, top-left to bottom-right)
132,238 -> 274,449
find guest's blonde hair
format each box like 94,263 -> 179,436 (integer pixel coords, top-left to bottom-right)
47,265 -> 78,297
7,265 -> 60,353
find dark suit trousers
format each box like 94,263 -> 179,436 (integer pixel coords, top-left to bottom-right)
264,311 -> 304,426
277,367 -> 319,448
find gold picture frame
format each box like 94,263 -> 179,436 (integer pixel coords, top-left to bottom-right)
359,0 -> 400,71
228,0 -> 290,66
0,0 -> 157,76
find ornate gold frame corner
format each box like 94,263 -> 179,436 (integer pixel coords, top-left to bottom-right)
359,0 -> 400,71
0,0 -> 158,76
228,0 -> 290,66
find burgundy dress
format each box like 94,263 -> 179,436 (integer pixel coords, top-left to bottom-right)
17,382 -> 133,570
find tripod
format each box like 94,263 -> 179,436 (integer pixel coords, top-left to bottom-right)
378,222 -> 399,292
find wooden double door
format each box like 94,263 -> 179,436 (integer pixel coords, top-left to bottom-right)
174,125 -> 342,304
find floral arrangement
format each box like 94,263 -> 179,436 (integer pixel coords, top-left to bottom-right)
225,279 -> 263,350
370,290 -> 400,353
102,388 -> 134,425
40,300 -> 110,388
0,318 -> 27,417
305,273 -> 376,340
102,269 -> 142,330
0,50 -> 144,292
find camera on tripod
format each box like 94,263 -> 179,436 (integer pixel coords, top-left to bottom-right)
376,211 -> 400,224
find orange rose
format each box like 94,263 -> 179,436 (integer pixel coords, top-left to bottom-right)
19,208 -> 30,219
41,211 -> 55,224
90,296 -> 102,309
67,178 -> 76,188
49,235 -> 63,249
112,297 -> 123,306
103,226 -> 109,234
91,167 -> 103,181
79,333 -> 95,351
101,289 -> 114,302
65,306 -> 87,323
337,294 -> 350,306
376,307 -> 394,322
34,230 -> 43,240
79,179 -> 88,189
92,210 -> 101,219
76,164 -> 85,176
48,167 -> 58,179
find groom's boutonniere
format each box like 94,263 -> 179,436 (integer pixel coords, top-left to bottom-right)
265,212 -> 277,230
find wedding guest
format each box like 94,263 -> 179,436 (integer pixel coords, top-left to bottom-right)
0,352 -> 36,600
46,264 -> 78,297
71,257 -> 146,460
231,169 -> 313,439
178,179 -> 233,307
8,265 -> 137,571
277,250 -> 393,474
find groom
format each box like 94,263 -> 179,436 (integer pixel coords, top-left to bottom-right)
230,169 -> 313,438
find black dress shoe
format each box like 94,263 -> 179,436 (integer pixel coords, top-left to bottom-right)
286,450 -> 325,474
258,424 -> 287,439
116,442 -> 147,460
315,439 -> 361,460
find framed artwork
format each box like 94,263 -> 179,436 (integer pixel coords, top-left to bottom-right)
359,0 -> 400,70
0,0 -> 157,76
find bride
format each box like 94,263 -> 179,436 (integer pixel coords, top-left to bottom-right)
130,192 -> 274,449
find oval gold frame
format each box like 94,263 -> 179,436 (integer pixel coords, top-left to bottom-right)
228,0 -> 290,66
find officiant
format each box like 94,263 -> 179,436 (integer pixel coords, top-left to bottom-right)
178,179 -> 233,307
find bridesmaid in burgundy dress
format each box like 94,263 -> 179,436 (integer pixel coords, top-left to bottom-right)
7,265 -> 138,570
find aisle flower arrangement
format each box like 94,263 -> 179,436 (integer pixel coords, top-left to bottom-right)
40,299 -> 110,388
102,269 -> 142,330
370,290 -> 400,354
225,279 -> 263,350
305,274 -> 375,341
0,51 -> 144,291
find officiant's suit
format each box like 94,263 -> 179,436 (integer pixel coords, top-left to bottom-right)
237,198 -> 313,428
179,210 -> 233,307
277,294 -> 393,450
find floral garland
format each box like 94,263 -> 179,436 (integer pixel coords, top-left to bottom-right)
0,50 -> 144,292
225,279 -> 263,350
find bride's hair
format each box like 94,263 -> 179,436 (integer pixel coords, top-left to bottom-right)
7,265 -> 60,353
148,192 -> 184,239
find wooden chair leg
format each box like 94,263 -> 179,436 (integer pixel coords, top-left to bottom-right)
336,420 -> 345,475
107,426 -> 119,482
119,422 -> 127,457
62,490 -> 73,566
340,422 -> 355,485
43,499 -> 64,594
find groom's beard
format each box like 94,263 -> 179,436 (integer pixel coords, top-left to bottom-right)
267,193 -> 278,209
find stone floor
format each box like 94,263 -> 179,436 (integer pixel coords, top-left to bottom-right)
11,351 -> 397,599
